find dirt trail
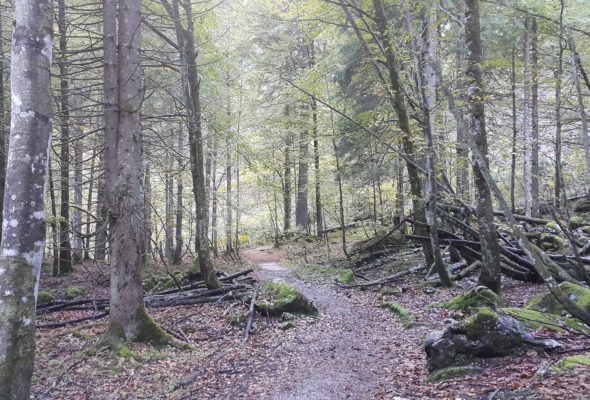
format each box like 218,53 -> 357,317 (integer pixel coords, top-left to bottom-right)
250,257 -> 401,400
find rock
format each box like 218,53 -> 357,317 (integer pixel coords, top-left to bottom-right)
380,301 -> 415,328
526,282 -> 590,316
65,285 -> 87,300
573,199 -> 590,214
425,307 -> 562,372
537,233 -> 565,251
570,213 -> 590,230
37,290 -> 55,305
257,281 -> 318,316
278,321 -> 296,330
444,287 -> 503,310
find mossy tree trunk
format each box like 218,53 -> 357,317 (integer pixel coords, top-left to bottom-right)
0,0 -> 53,396
464,0 -> 502,294
104,0 -> 170,342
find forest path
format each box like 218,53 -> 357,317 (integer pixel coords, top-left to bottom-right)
243,250 -> 401,400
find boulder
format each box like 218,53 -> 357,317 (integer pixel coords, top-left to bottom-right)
65,285 -> 87,300
37,290 -> 55,305
425,307 -> 562,372
257,281 -> 318,316
444,287 -> 503,311
526,282 -> 590,316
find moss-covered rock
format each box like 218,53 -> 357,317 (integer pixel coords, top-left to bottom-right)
65,285 -> 87,300
570,213 -> 590,230
37,290 -> 55,305
380,301 -> 415,328
537,233 -> 565,251
278,321 -> 296,330
425,307 -> 562,372
426,365 -> 483,382
257,281 -> 318,316
444,287 -> 503,310
545,221 -> 563,234
550,355 -> 590,373
337,269 -> 355,283
502,307 -> 590,333
573,199 -> 590,214
526,282 -> 590,316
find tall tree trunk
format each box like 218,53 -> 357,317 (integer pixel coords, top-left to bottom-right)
72,129 -> 83,261
164,0 -> 219,288
332,138 -> 349,257
0,0 -> 53,395
371,0 -> 433,267
57,0 -> 72,274
296,129 -> 309,231
173,127 -> 183,265
211,131 -> 218,257
555,0 -> 565,206
105,0 -> 169,343
284,106 -> 292,233
84,148 -> 96,260
49,158 -> 60,275
144,164 -> 152,263
417,5 -> 452,287
0,10 -> 6,241
94,158 -> 107,261
530,18 -> 540,217
464,0 -> 502,293
523,17 -> 532,217
225,126 -> 232,253
569,36 -> 590,188
510,46 -> 518,212
165,162 -> 174,260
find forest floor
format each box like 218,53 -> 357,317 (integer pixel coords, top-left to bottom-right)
31,243 -> 590,399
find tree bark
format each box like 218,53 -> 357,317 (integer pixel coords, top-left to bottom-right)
555,0 -> 565,207
0,10 -> 6,241
173,126 -> 183,265
57,0 -> 73,274
105,0 -> 170,343
569,36 -> 590,187
296,129 -> 309,231
284,105 -> 292,233
510,46 -> 518,213
0,0 -> 53,395
332,138 -> 349,257
530,18 -> 540,217
523,17 -> 532,217
464,0 -> 502,293
72,129 -> 83,261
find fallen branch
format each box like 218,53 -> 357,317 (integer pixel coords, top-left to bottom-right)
244,286 -> 259,342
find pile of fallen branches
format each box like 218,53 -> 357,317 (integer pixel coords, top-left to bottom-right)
36,269 -> 256,329
337,201 -> 590,289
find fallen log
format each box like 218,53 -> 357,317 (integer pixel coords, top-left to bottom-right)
244,286 -> 259,342
338,264 -> 429,289
151,269 -> 254,296
37,312 -> 109,329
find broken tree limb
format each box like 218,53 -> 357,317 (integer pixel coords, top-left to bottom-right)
244,286 -> 259,342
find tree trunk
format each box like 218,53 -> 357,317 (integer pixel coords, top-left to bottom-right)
371,0 -> 433,267
49,158 -> 60,275
522,17 -> 532,217
0,10 -> 6,241
569,36 -> 590,187
555,0 -> 565,207
225,123 -> 232,254
84,148 -> 96,260
164,0 -> 219,288
296,129 -> 309,231
105,0 -> 169,343
332,138 -> 348,257
211,131 -> 219,257
510,46 -> 518,213
464,0 -> 502,293
72,129 -> 83,261
0,0 -> 53,395
284,106 -> 292,233
416,5 -> 452,287
530,18 -> 540,217
173,126 -> 183,265
165,163 -> 174,260
57,0 -> 72,274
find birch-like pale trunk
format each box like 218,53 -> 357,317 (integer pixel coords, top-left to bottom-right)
555,1 -> 565,206
464,0 -> 502,293
530,18 -> 540,217
0,0 -> 53,395
0,10 -> 6,240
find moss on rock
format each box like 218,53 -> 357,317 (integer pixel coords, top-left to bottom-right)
526,282 -> 590,316
37,290 -> 55,305
570,213 -> 590,230
445,287 -> 503,311
257,281 -> 318,316
380,301 -> 415,328
463,307 -> 498,338
65,285 -> 87,300
538,233 -> 565,251
503,307 -> 590,333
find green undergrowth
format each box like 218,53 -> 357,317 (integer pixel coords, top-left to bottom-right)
550,355 -> 590,373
